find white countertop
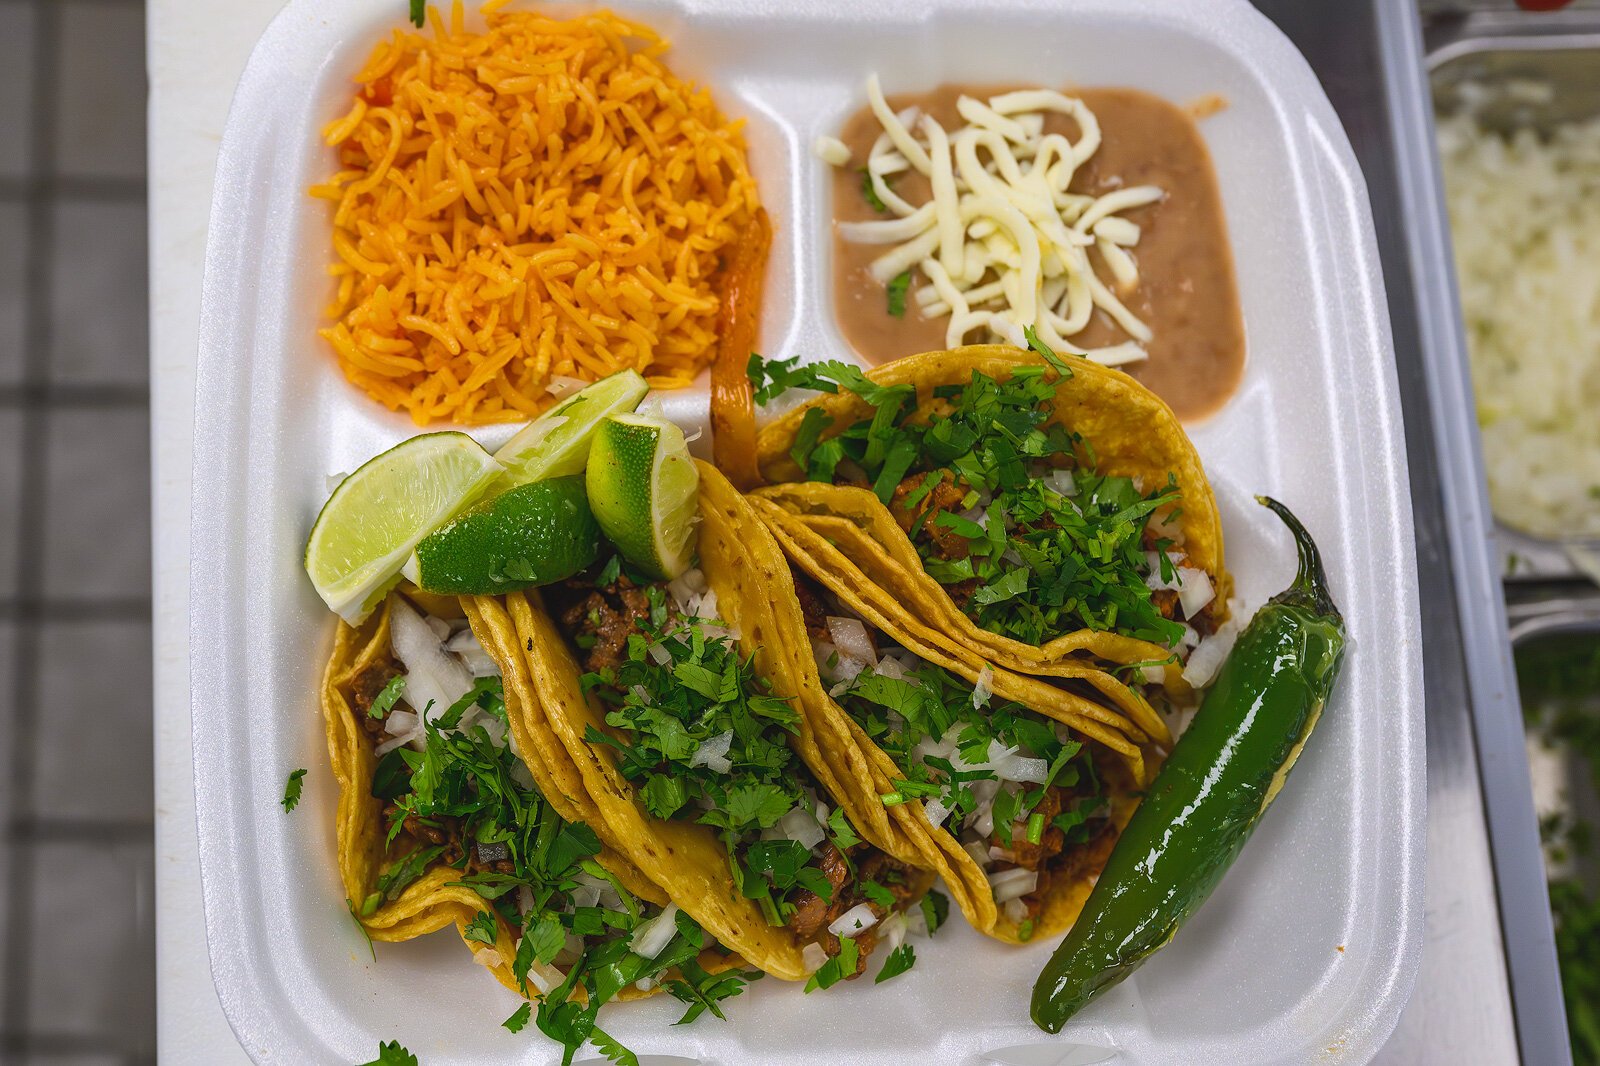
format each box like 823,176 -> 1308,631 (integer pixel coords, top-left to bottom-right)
149,3 -> 1515,1062
150,1 -> 279,1060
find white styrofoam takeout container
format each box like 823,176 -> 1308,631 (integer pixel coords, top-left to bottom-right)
189,0 -> 1425,1061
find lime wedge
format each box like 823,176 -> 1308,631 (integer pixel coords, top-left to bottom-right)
408,476 -> 601,594
305,432 -> 502,623
494,370 -> 650,488
585,414 -> 700,580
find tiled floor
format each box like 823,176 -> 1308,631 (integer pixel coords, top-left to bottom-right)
0,1 -> 155,1063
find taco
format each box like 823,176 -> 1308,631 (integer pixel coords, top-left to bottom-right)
489,461 -> 951,987
321,588 -> 758,1056
749,345 -> 1232,702
783,566 -> 1140,944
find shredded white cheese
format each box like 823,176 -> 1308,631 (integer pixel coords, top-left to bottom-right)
833,77 -> 1165,363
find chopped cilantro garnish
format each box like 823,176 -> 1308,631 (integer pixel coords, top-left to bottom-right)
580,606 -> 829,929
464,910 -> 498,946
281,768 -> 307,812
407,0 -> 425,29
369,675 -> 406,718
804,933 -> 860,992
860,168 -> 888,213
875,943 -> 916,983
886,270 -> 911,318
361,1040 -> 418,1066
666,956 -> 764,1024
920,889 -> 949,935
503,1001 -> 533,1033
747,356 -> 1186,647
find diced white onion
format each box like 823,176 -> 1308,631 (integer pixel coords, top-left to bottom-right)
802,942 -> 830,971
1144,551 -> 1188,591
874,654 -> 909,680
989,845 -> 1017,862
1003,897 -> 1032,924
988,867 -> 1039,902
629,903 -> 681,959
471,945 -> 504,968
517,886 -> 536,916
923,796 -> 951,828
424,615 -> 451,641
811,639 -> 840,681
972,664 -> 994,709
445,629 -> 501,677
1140,664 -> 1167,686
1182,603 -> 1248,689
1045,469 -> 1078,497
828,903 -> 881,938
1177,568 -> 1216,620
571,879 -> 602,910
635,976 -> 657,993
880,910 -> 909,953
388,600 -> 475,730
775,807 -> 826,850
647,643 -> 672,666
689,730 -> 734,774
629,684 -> 652,705
383,709 -> 418,737
994,753 -> 1049,785
963,840 -> 992,869
373,729 -> 420,757
545,375 -> 588,399
826,617 -> 878,666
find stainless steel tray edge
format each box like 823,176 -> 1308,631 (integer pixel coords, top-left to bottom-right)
1399,3 -> 1570,1062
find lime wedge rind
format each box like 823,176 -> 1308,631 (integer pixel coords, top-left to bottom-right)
304,431 -> 502,623
493,370 -> 649,487
409,476 -> 602,595
586,412 -> 701,581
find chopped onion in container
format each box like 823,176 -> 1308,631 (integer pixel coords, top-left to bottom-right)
988,866 -> 1039,902
827,617 -> 878,665
828,903 -> 881,938
629,903 -> 681,959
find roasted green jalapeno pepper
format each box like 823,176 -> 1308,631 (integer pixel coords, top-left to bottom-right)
1031,496 -> 1347,1031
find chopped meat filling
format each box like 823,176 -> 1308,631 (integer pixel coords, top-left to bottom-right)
791,569 -> 833,643
988,783 -> 1118,923
351,656 -> 403,740
889,474 -> 983,610
787,843 -> 920,978
558,573 -> 663,673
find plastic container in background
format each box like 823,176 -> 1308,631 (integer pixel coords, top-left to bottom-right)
1429,18 -> 1600,584
189,0 -> 1424,1061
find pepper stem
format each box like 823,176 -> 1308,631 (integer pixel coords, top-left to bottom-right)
1257,496 -> 1342,622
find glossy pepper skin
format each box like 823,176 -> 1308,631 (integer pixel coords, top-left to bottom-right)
1030,497 -> 1346,1032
